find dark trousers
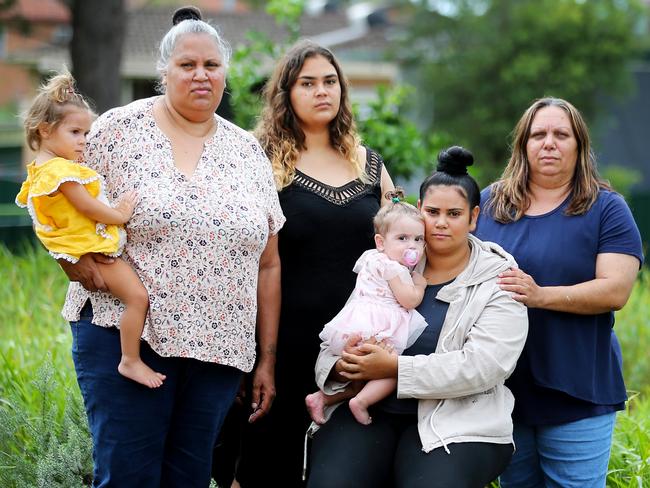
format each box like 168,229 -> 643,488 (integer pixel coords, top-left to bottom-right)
212,400 -> 247,487
307,405 -> 513,488
71,302 -> 242,488
235,380 -> 313,487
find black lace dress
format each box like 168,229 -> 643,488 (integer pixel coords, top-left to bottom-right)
237,149 -> 384,487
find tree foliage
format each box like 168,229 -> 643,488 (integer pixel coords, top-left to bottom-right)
356,85 -> 451,180
228,0 -> 444,180
401,0 -> 648,179
227,0 -> 303,130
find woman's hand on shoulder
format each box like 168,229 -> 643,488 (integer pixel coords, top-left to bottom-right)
496,267 -> 545,307
498,253 -> 640,313
57,253 -> 115,292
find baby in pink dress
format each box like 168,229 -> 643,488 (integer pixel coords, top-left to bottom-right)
306,199 -> 427,425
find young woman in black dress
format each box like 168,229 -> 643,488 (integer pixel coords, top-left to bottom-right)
234,40 -> 394,487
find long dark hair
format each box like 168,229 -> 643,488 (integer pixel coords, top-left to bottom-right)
254,40 -> 362,189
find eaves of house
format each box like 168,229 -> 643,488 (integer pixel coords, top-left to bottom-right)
7,6 -> 397,83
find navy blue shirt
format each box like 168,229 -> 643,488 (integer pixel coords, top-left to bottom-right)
378,282 -> 451,415
475,188 -> 644,425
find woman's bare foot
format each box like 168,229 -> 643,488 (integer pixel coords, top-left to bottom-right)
118,357 -> 166,388
305,391 -> 327,424
349,396 -> 372,425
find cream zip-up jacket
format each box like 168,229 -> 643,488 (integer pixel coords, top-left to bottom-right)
313,234 -> 528,453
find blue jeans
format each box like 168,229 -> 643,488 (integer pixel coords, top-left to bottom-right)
71,303 -> 242,488
499,413 -> 617,488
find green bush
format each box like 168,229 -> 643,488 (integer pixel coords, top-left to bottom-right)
608,393 -> 650,486
601,165 -> 644,200
615,272 -> 650,394
356,85 -> 452,181
0,363 -> 93,487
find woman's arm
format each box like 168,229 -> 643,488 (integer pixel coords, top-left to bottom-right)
315,334 -> 382,393
248,233 -> 281,423
59,182 -> 136,225
380,165 -> 395,206
338,286 -> 528,399
397,287 -> 528,399
497,252 -> 640,314
57,253 -> 115,292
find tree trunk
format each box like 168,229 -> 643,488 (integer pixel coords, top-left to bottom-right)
70,0 -> 125,114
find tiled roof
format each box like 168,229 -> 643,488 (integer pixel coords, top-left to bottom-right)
8,6 -> 393,75
123,7 -> 389,58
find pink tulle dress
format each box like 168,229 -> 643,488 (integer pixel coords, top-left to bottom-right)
319,249 -> 428,355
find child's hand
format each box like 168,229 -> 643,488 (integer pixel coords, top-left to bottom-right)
114,190 -> 138,223
411,271 -> 427,287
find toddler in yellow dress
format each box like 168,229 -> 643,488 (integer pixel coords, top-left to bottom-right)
16,72 -> 166,388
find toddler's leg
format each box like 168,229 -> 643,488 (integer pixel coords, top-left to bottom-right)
349,378 -> 397,425
306,385 -> 360,425
97,258 -> 166,388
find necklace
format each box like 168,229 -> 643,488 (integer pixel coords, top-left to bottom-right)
161,97 -> 216,139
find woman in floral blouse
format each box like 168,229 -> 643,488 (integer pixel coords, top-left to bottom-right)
57,7 -> 284,487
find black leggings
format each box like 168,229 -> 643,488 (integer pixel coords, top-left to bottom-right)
307,405 -> 513,488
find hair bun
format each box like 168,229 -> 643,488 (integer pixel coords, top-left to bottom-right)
172,6 -> 202,25
436,146 -> 473,176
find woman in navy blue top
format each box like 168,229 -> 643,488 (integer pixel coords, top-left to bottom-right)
475,97 -> 643,488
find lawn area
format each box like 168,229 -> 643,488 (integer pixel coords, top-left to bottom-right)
0,203 -> 27,217
0,245 -> 648,486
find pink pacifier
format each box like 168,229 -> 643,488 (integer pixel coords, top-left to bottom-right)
402,249 -> 420,267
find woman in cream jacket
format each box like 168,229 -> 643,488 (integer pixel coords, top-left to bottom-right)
307,146 -> 528,488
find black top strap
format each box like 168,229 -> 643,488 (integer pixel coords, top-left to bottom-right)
292,147 -> 383,206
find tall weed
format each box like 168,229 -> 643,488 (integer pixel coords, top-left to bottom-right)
616,272 -> 650,394
608,393 -> 650,487
0,362 -> 92,487
0,245 -> 74,414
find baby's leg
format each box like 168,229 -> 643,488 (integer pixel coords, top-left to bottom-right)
349,378 -> 397,425
97,258 -> 166,388
306,384 -> 361,425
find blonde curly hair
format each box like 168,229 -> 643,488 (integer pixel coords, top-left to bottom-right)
23,71 -> 93,151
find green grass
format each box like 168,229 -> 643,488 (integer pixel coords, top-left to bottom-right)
0,245 -> 91,486
608,391 -> 650,486
0,245 -> 648,486
0,203 -> 27,217
0,245 -> 76,409
616,272 -> 650,395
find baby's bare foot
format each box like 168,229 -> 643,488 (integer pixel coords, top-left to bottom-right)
305,392 -> 327,424
118,357 -> 166,388
349,397 -> 372,425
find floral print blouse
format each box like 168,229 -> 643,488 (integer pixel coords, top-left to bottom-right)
62,97 -> 285,372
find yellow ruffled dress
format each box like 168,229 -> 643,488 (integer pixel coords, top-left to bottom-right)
15,157 -> 126,263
